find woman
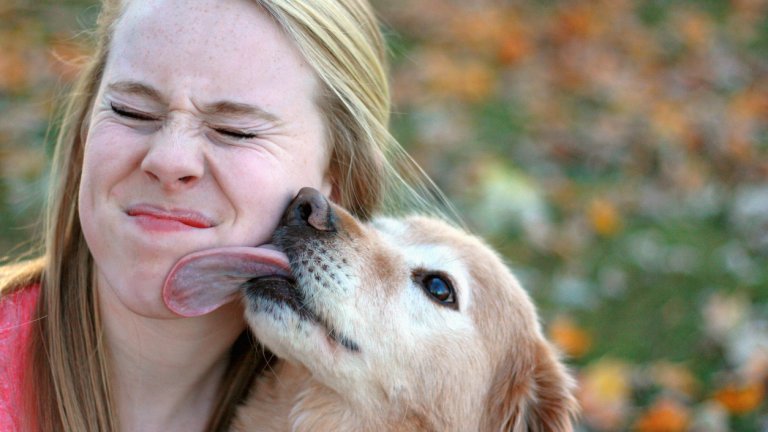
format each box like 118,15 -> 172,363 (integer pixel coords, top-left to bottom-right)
0,0 -> 442,430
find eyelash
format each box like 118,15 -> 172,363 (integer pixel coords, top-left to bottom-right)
214,129 -> 258,140
111,103 -> 156,121
110,103 -> 257,140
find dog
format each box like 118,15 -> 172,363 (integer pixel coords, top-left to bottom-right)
162,187 -> 578,430
226,187 -> 578,431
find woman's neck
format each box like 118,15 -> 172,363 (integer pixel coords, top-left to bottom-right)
97,274 -> 246,432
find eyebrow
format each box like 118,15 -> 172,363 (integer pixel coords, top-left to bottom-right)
107,81 -> 165,104
199,100 -> 282,125
106,80 -> 282,124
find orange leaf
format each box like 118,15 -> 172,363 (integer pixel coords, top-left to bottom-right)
714,381 -> 765,415
422,51 -> 495,103
497,31 -> 532,66
578,359 -> 632,430
0,47 -> 29,91
633,398 -> 691,432
552,4 -> 605,42
549,316 -> 592,358
588,198 -> 622,237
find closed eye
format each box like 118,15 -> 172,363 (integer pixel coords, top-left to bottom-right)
214,128 -> 258,140
110,103 -> 157,121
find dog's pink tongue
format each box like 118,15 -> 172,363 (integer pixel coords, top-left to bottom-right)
163,246 -> 291,317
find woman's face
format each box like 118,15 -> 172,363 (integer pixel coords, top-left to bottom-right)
79,0 -> 332,318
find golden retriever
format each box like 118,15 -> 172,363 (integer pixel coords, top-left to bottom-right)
226,187 -> 578,431
163,187 -> 578,431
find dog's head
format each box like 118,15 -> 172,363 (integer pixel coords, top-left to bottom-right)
241,188 -> 577,431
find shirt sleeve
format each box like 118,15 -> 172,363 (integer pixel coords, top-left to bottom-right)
0,284 -> 40,432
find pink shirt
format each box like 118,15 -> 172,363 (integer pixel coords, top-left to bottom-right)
0,284 -> 40,431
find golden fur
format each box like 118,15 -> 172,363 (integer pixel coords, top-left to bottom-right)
233,204 -> 578,431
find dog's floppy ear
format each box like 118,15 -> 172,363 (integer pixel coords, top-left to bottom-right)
484,339 -> 578,432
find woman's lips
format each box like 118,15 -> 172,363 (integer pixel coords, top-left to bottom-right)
126,205 -> 214,231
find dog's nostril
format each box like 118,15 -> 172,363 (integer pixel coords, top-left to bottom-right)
298,202 -> 313,224
282,187 -> 336,232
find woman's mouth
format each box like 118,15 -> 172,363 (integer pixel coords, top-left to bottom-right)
126,205 -> 214,231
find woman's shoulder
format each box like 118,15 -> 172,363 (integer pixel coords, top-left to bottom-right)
0,257 -> 44,353
0,282 -> 40,432
0,257 -> 44,296
0,282 -> 40,333
0,256 -> 42,337
0,258 -> 43,359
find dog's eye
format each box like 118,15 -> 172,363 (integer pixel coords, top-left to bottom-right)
415,271 -> 457,310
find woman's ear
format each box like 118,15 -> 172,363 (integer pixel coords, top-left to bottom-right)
485,339 -> 579,432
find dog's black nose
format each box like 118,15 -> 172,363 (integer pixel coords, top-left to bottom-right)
282,187 -> 337,232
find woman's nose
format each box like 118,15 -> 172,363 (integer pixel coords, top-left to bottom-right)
140,128 -> 205,191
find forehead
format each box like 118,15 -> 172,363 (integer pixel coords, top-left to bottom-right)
372,216 -> 481,258
371,216 -> 523,309
107,0 -> 318,105
371,217 -> 477,309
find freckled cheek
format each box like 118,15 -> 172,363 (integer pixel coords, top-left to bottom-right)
294,141 -> 332,189
215,156 -> 293,235
81,124 -> 148,203
311,149 -> 332,180
84,124 -> 147,175
290,111 -> 332,184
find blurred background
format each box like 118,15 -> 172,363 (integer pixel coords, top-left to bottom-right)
1,0 -> 766,430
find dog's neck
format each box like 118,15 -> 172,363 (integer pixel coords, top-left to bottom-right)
232,360 -> 439,432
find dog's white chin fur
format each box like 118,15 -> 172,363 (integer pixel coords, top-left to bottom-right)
233,213 -> 578,432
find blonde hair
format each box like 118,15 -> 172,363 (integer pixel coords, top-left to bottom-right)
260,0 -> 448,220
1,0 -> 450,430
